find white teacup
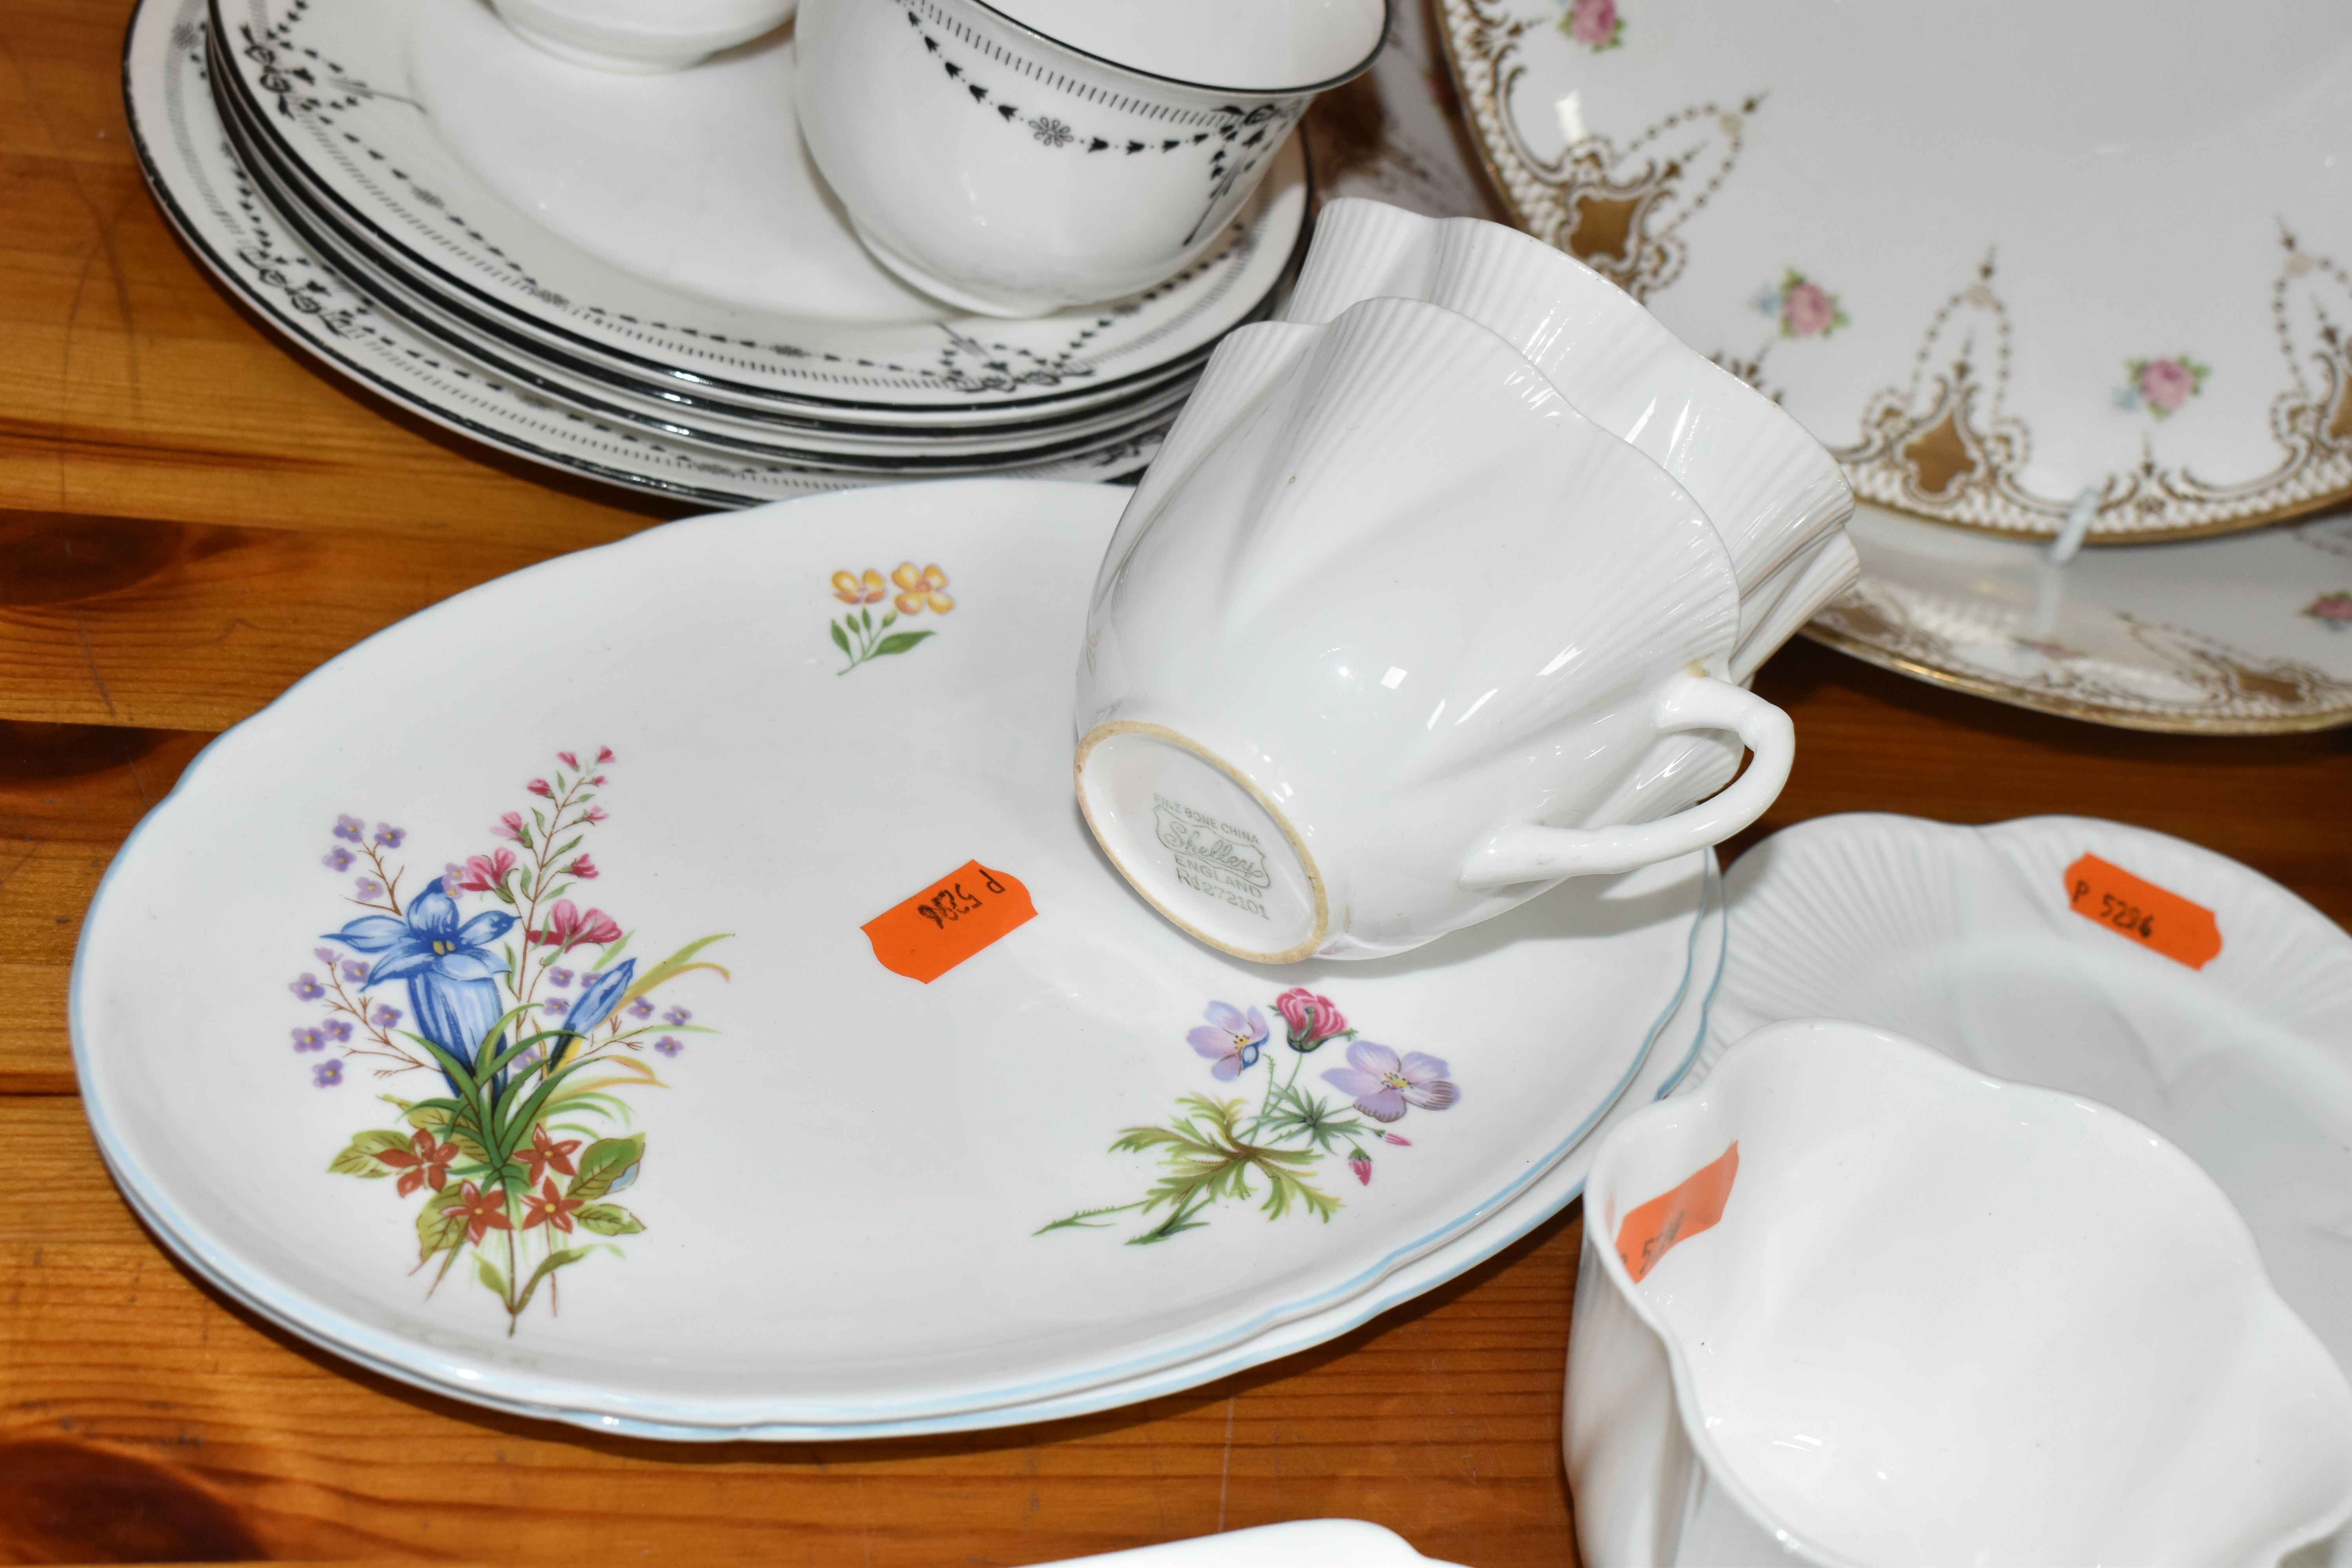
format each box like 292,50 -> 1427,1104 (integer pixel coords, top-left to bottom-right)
793,0 -> 1385,317
492,0 -> 797,71
1276,199 -> 1858,856
1074,296 -> 1795,963
1570,1018 -> 2352,1566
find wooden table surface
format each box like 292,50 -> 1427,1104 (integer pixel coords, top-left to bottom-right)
5,2 -> 2350,1563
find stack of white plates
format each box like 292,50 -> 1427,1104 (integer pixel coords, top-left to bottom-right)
126,0 -> 1310,505
75,478 -> 1726,1439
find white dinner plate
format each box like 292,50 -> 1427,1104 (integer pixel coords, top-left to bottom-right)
1806,502 -> 2352,734
125,0 -> 1169,503
1439,0 -> 2352,542
199,22 -> 1235,448
75,478 -> 1712,1436
207,67 -> 1205,468
1695,814 -> 2352,1383
211,0 -> 1307,415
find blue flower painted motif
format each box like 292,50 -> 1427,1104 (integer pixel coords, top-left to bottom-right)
562,961 -> 636,1038
328,877 -> 517,1093
306,751 -> 734,1334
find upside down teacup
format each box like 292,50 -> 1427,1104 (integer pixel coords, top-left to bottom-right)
1073,295 -> 1795,964
793,0 -> 1385,316
1568,1018 -> 2352,1567
1279,198 -> 1860,831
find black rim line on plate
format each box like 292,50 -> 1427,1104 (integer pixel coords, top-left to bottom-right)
127,0 -> 800,506
128,0 -> 1161,503
202,25 -> 1221,442
205,0 -> 1314,418
216,74 -> 1193,477
965,0 -> 1394,98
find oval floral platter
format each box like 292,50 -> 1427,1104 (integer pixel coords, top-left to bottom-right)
73,479 -> 1712,1437
1437,0 -> 2352,542
92,861 -> 1725,1442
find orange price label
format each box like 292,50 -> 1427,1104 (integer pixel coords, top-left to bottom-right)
1614,1142 -> 1739,1284
2063,853 -> 2221,970
862,860 -> 1037,983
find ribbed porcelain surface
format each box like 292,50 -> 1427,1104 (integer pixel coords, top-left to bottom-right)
1570,1018 -> 2352,1567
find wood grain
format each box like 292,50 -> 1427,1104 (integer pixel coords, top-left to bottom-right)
0,1097 -> 1584,1566
4,0 -> 2351,1561
0,509 -> 568,729
0,0 -> 673,547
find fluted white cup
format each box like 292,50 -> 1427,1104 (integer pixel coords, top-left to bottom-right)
1075,296 -> 1793,963
1569,1019 -> 2352,1567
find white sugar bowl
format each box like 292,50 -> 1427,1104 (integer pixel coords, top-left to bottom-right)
1075,295 -> 1794,963
795,0 -> 1386,316
492,0 -> 797,72
1568,1018 -> 2352,1567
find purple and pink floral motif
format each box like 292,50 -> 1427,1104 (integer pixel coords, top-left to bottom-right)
1559,0 -> 1622,51
296,746 -> 732,1331
1046,986 -> 1461,1244
1755,269 -> 1848,340
2305,592 -> 2352,632
2116,356 -> 2209,418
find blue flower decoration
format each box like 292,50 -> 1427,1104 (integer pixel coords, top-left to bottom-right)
328,877 -> 517,1093
562,960 -> 636,1038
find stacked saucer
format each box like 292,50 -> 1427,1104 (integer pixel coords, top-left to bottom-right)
126,0 -> 1308,505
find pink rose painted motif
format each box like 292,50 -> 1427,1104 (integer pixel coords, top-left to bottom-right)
309,747 -> 734,1332
1273,986 -> 1352,1051
2304,592 -> 2352,631
2117,356 -> 2209,418
1042,991 -> 1462,1243
1756,269 -> 1848,339
1560,0 -> 1623,50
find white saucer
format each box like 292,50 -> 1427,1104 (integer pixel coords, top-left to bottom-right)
1697,813 -> 2352,1385
1807,502 -> 2352,733
75,478 -> 1713,1436
125,0 -> 1168,502
211,0 -> 1307,414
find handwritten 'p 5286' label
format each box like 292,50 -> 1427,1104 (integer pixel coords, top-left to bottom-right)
862,861 -> 1036,983
2063,853 -> 2221,970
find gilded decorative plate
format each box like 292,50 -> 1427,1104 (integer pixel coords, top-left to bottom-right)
1438,0 -> 2352,541
1806,502 -> 2352,733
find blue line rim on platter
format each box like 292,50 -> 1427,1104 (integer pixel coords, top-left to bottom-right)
104,870 -> 1722,1442
69,481 -> 1720,1434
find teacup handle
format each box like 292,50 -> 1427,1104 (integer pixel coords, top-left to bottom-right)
1458,675 -> 1795,889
